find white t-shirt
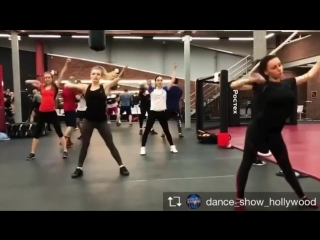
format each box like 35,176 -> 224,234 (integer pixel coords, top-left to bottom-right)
150,88 -> 167,111
77,97 -> 87,111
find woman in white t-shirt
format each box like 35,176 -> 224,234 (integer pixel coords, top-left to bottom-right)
140,76 -> 178,155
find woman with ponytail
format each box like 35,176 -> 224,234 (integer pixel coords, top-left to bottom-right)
230,54 -> 320,211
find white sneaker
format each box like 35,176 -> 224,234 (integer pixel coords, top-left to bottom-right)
140,147 -> 146,155
170,145 -> 178,153
107,121 -> 111,124
257,151 -> 272,157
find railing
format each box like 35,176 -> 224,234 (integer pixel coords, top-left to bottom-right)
191,30 -> 300,115
190,54 -> 253,111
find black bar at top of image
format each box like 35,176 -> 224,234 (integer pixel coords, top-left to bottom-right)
195,78 -> 204,131
219,70 -> 228,133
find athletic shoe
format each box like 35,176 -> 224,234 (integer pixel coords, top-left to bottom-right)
139,129 -> 143,135
62,151 -> 68,159
120,166 -> 130,176
179,133 -> 184,138
150,129 -> 157,135
170,145 -> 178,153
26,153 -> 35,161
161,133 -> 165,138
140,147 -> 146,155
257,151 -> 272,157
253,158 -> 266,166
72,168 -> 83,178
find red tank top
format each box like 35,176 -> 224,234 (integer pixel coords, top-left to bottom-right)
62,86 -> 77,111
39,85 -> 56,112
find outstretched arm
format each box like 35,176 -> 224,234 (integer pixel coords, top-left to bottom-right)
25,80 -> 41,88
295,60 -> 320,85
103,65 -> 127,93
64,83 -> 88,94
230,77 -> 262,90
55,58 -> 71,87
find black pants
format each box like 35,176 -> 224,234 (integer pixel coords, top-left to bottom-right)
166,109 -> 182,134
141,111 -> 173,146
236,121 -> 304,199
64,110 -> 77,128
139,104 -> 150,128
34,111 -> 63,139
78,119 -> 122,167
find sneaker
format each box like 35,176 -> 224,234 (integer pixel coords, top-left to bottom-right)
26,153 -> 35,161
129,123 -> 133,127
161,133 -> 165,138
140,147 -> 146,155
253,158 -> 266,166
107,121 -> 111,124
120,166 -> 130,176
179,133 -> 184,138
257,151 -> 272,157
116,121 -> 121,126
150,129 -> 158,135
298,196 -> 319,209
77,135 -> 82,140
62,151 -> 68,159
139,129 -> 143,135
170,145 -> 178,153
71,168 -> 83,178
234,198 -> 246,211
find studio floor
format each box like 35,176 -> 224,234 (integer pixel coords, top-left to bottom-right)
0,122 -> 319,211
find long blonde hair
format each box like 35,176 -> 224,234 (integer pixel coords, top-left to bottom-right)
91,66 -> 118,80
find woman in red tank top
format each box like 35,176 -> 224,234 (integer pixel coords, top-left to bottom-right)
25,58 -> 71,161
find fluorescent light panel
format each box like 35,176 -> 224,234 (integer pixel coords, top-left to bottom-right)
28,35 -> 61,38
113,36 -> 143,39
71,35 -> 89,39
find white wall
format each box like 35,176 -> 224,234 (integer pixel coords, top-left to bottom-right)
0,37 -> 244,80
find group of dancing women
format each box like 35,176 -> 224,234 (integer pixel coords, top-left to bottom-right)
25,59 -> 183,179
24,54 -> 320,210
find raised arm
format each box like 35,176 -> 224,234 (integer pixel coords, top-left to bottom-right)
295,60 -> 320,85
25,80 -> 41,88
168,63 -> 177,88
103,65 -> 127,93
230,74 -> 265,90
55,58 -> 71,87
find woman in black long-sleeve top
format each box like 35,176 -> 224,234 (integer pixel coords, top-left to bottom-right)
138,84 -> 157,136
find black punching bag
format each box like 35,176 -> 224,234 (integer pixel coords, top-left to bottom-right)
89,30 -> 106,51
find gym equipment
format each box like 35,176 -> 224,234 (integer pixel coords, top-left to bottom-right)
89,30 -> 106,51
6,122 -> 48,139
197,130 -> 217,144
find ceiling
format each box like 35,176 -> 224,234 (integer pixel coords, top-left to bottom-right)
2,30 -> 318,38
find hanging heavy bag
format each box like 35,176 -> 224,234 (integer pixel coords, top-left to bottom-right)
89,30 -> 106,51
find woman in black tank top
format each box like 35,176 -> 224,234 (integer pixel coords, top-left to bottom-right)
230,55 -> 320,211
64,66 -> 129,178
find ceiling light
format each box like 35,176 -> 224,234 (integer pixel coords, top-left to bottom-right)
266,33 -> 275,39
72,35 -> 89,39
192,37 -> 219,40
113,36 -> 143,39
153,37 -> 182,40
229,37 -> 254,41
0,34 -> 10,37
28,35 -> 61,38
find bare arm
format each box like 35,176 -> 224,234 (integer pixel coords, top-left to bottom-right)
168,63 -> 177,89
230,78 -> 258,90
296,61 -> 320,85
25,80 -> 41,88
55,58 -> 71,87
103,65 -> 127,93
64,83 -> 87,94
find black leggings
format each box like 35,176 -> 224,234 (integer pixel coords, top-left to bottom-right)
34,111 -> 63,139
78,119 -> 123,167
141,111 -> 173,146
236,121 -> 304,199
139,105 -> 150,128
166,109 -> 182,134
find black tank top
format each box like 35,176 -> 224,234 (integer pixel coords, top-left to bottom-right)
84,84 -> 106,122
